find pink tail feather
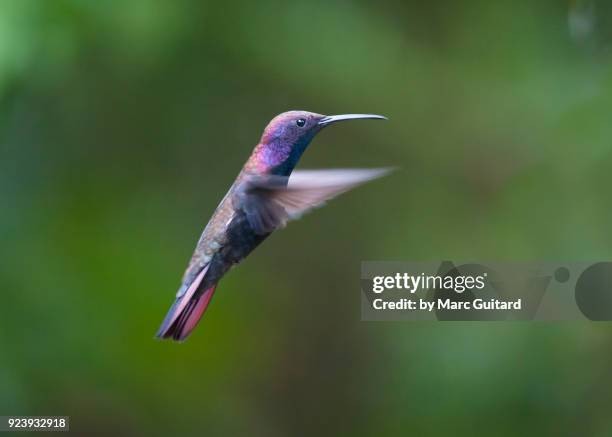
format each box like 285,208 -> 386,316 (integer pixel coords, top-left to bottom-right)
156,266 -> 218,341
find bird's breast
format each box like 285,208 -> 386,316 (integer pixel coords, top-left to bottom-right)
219,209 -> 270,264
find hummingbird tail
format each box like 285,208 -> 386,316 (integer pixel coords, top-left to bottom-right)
156,265 -> 218,341
156,284 -> 217,341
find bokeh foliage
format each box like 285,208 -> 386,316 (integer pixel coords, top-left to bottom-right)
2,0 -> 612,435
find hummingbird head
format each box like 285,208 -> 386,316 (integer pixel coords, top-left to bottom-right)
254,110 -> 386,175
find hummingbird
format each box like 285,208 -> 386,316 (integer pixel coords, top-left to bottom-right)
156,111 -> 389,341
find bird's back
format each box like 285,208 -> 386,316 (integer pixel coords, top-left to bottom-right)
180,171 -> 271,291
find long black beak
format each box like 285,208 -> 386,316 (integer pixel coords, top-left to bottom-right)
318,114 -> 387,126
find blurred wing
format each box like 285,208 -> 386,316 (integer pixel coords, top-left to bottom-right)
235,168 -> 392,235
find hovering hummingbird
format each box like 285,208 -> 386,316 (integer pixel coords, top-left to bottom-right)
156,111 -> 389,341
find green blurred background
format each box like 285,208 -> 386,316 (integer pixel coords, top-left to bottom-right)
2,0 -> 612,435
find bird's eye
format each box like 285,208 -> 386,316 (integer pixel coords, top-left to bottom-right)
296,118 -> 306,127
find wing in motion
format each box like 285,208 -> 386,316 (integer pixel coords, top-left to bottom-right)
234,168 -> 392,235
